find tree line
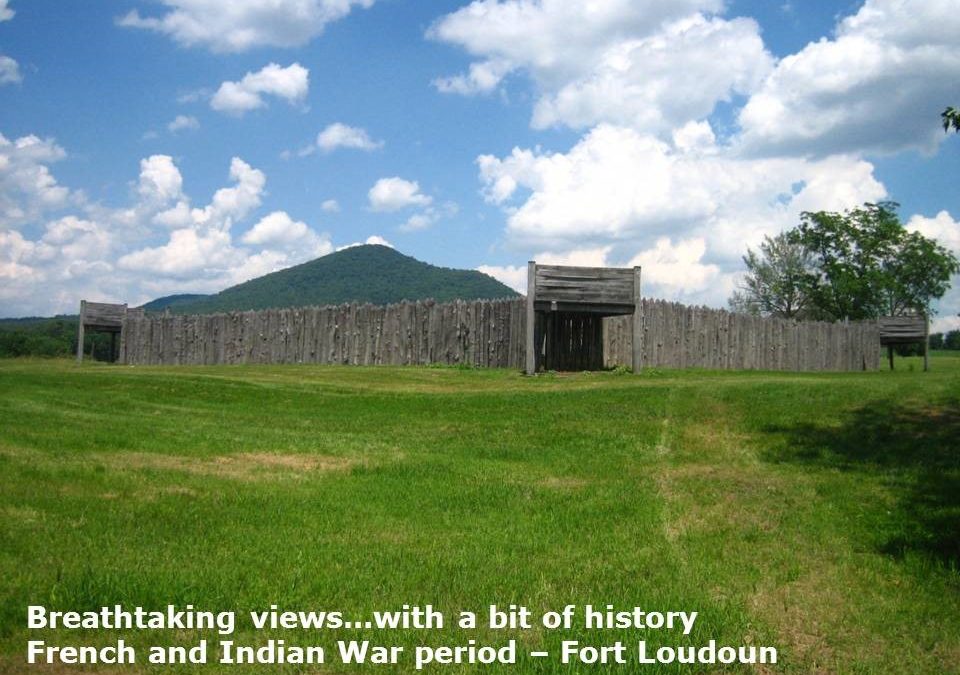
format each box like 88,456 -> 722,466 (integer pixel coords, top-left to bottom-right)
0,317 -> 116,360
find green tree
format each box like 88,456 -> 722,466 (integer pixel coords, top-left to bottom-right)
929,332 -> 944,350
789,202 -> 959,321
943,106 -> 960,133
728,232 -> 814,318
945,330 -> 960,350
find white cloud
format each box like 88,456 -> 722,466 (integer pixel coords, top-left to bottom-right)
737,0 -> 960,156
626,237 -> 720,297
429,0 -> 718,86
429,1 -> 770,135
336,234 -> 394,251
190,157 -> 265,231
0,133 -> 73,229
908,210 -> 960,255
0,0 -> 13,22
211,63 -> 309,115
316,123 -> 382,152
399,202 -> 458,233
368,177 -> 432,212
433,59 -> 513,96
477,123 -> 887,306
0,55 -> 20,85
321,199 -> 340,213
137,155 -> 184,206
41,216 -> 111,263
479,125 -> 885,254
476,264 -> 527,293
530,14 -> 772,133
168,115 -> 200,133
240,210 -> 333,257
363,235 -> 392,247
117,0 -> 375,53
908,210 -> 960,331
535,246 -> 613,268
118,227 -> 236,279
0,144 -> 341,315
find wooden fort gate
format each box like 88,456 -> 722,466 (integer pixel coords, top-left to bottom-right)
525,262 -> 641,374
76,300 -> 143,363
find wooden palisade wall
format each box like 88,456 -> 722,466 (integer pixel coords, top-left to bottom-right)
120,297 -> 881,371
120,298 -> 525,368
605,299 -> 881,372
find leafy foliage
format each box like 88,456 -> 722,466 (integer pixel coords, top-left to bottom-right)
730,202 -> 959,321
943,106 -> 960,133
728,232 -> 814,318
930,330 -> 960,350
0,317 -> 115,359
148,245 -> 518,314
790,202 -> 958,320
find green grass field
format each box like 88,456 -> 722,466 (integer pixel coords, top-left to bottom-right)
1,356 -> 958,673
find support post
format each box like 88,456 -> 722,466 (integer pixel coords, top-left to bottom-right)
525,261 -> 536,375
76,300 -> 86,363
632,266 -> 642,373
924,314 -> 930,372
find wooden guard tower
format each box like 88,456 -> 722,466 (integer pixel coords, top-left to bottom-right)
878,315 -> 929,371
525,262 -> 641,374
76,301 -> 142,363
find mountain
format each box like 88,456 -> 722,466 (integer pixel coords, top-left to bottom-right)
139,294 -> 210,312
144,245 -> 518,314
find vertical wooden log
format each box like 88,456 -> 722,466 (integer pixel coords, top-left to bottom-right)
525,261 -> 536,374
76,300 -> 86,363
924,314 -> 930,372
632,266 -> 642,373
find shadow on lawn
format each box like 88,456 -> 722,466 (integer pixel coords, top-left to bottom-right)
763,397 -> 960,567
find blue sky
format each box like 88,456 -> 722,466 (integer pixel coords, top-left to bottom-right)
1,0 -> 959,330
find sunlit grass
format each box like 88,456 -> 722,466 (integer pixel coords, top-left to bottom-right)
1,354 -> 958,673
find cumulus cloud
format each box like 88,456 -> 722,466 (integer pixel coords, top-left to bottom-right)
399,202 -> 458,233
315,123 -> 382,153
137,155 -> 184,206
211,63 -> 309,115
168,115 -> 199,133
429,1 -> 770,135
477,124 -> 887,306
0,144 -> 338,315
433,59 -> 513,96
0,133 -> 74,229
907,210 -> 960,255
626,237 -> 721,297
368,177 -> 432,212
117,0 -> 375,53
117,158 -> 331,287
907,210 -> 960,332
0,55 -> 20,85
737,0 -> 960,156
321,199 -> 340,213
0,0 -> 13,22
530,15 -> 771,133
476,264 -> 527,294
240,210 -> 333,257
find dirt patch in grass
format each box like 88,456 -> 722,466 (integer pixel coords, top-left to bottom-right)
96,451 -> 358,481
655,462 -> 790,541
749,566 -> 851,674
